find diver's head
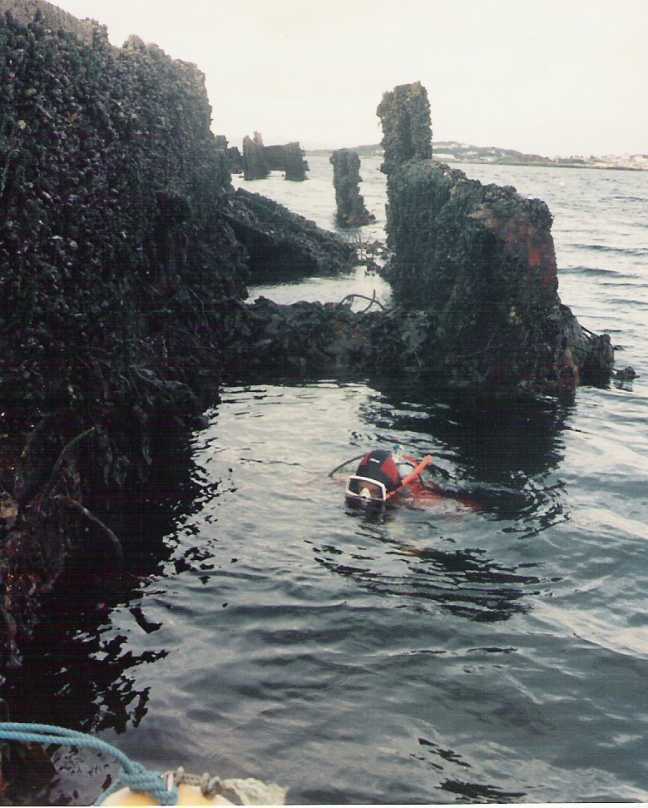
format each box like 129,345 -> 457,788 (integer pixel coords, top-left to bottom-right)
345,449 -> 402,507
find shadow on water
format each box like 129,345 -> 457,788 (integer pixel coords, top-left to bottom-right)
364,374 -> 574,528
315,531 -> 544,623
365,374 -> 573,480
1,422 -> 219,804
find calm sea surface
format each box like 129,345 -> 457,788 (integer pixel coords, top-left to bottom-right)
7,156 -> 648,804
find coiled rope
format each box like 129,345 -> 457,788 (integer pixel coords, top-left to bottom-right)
0,722 -> 178,805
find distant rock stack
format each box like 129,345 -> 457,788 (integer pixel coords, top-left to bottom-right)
376,80 -> 432,175
243,131 -> 270,180
283,142 -> 308,181
264,142 -> 308,181
330,149 -> 375,227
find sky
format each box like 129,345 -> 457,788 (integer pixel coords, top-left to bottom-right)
53,0 -> 647,157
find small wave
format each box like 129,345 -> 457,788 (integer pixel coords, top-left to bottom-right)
606,298 -> 648,309
559,266 -> 635,279
601,282 -> 648,290
315,538 -> 543,623
560,266 -> 614,276
606,195 -> 647,203
569,244 -> 648,257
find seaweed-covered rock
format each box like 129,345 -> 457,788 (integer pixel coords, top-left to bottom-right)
377,82 -> 613,392
376,81 -> 432,174
0,0 -> 97,42
382,157 -> 612,390
223,188 -> 354,277
0,5 -> 252,653
330,148 -> 375,227
230,297 -> 427,378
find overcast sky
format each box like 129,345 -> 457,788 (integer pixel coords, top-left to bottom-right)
54,0 -> 647,157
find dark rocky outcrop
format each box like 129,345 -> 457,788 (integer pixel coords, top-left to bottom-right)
224,297 -> 427,378
376,82 -> 613,392
242,131 -> 270,180
223,188 -> 353,277
244,132 -> 309,181
330,148 -> 375,227
0,6 -> 349,661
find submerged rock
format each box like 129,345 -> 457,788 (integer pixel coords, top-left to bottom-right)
330,149 -> 375,227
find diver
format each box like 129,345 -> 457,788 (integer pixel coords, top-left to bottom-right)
343,449 -> 436,507
334,448 -> 478,511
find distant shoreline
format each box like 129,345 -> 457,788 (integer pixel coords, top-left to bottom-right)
306,146 -> 647,173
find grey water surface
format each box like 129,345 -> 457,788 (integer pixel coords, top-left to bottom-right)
10,156 -> 648,804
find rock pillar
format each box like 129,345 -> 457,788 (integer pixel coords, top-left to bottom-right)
243,131 -> 270,180
376,80 -> 432,174
376,81 -> 613,390
330,149 -> 375,227
283,142 -> 308,181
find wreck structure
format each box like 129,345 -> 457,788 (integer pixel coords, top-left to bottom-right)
330,149 -> 375,227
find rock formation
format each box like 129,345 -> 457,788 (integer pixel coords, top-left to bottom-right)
330,148 -> 375,227
282,142 -> 308,181
243,131 -> 270,180
223,188 -> 353,277
376,81 -> 613,390
262,141 -> 308,181
227,146 -> 244,173
376,81 -> 432,174
0,0 -> 97,42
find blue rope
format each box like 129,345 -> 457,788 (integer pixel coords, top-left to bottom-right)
0,722 -> 179,805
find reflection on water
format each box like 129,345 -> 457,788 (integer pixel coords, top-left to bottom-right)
314,534 -> 542,623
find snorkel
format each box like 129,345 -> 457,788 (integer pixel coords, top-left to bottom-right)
344,454 -> 435,508
387,455 -> 434,499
